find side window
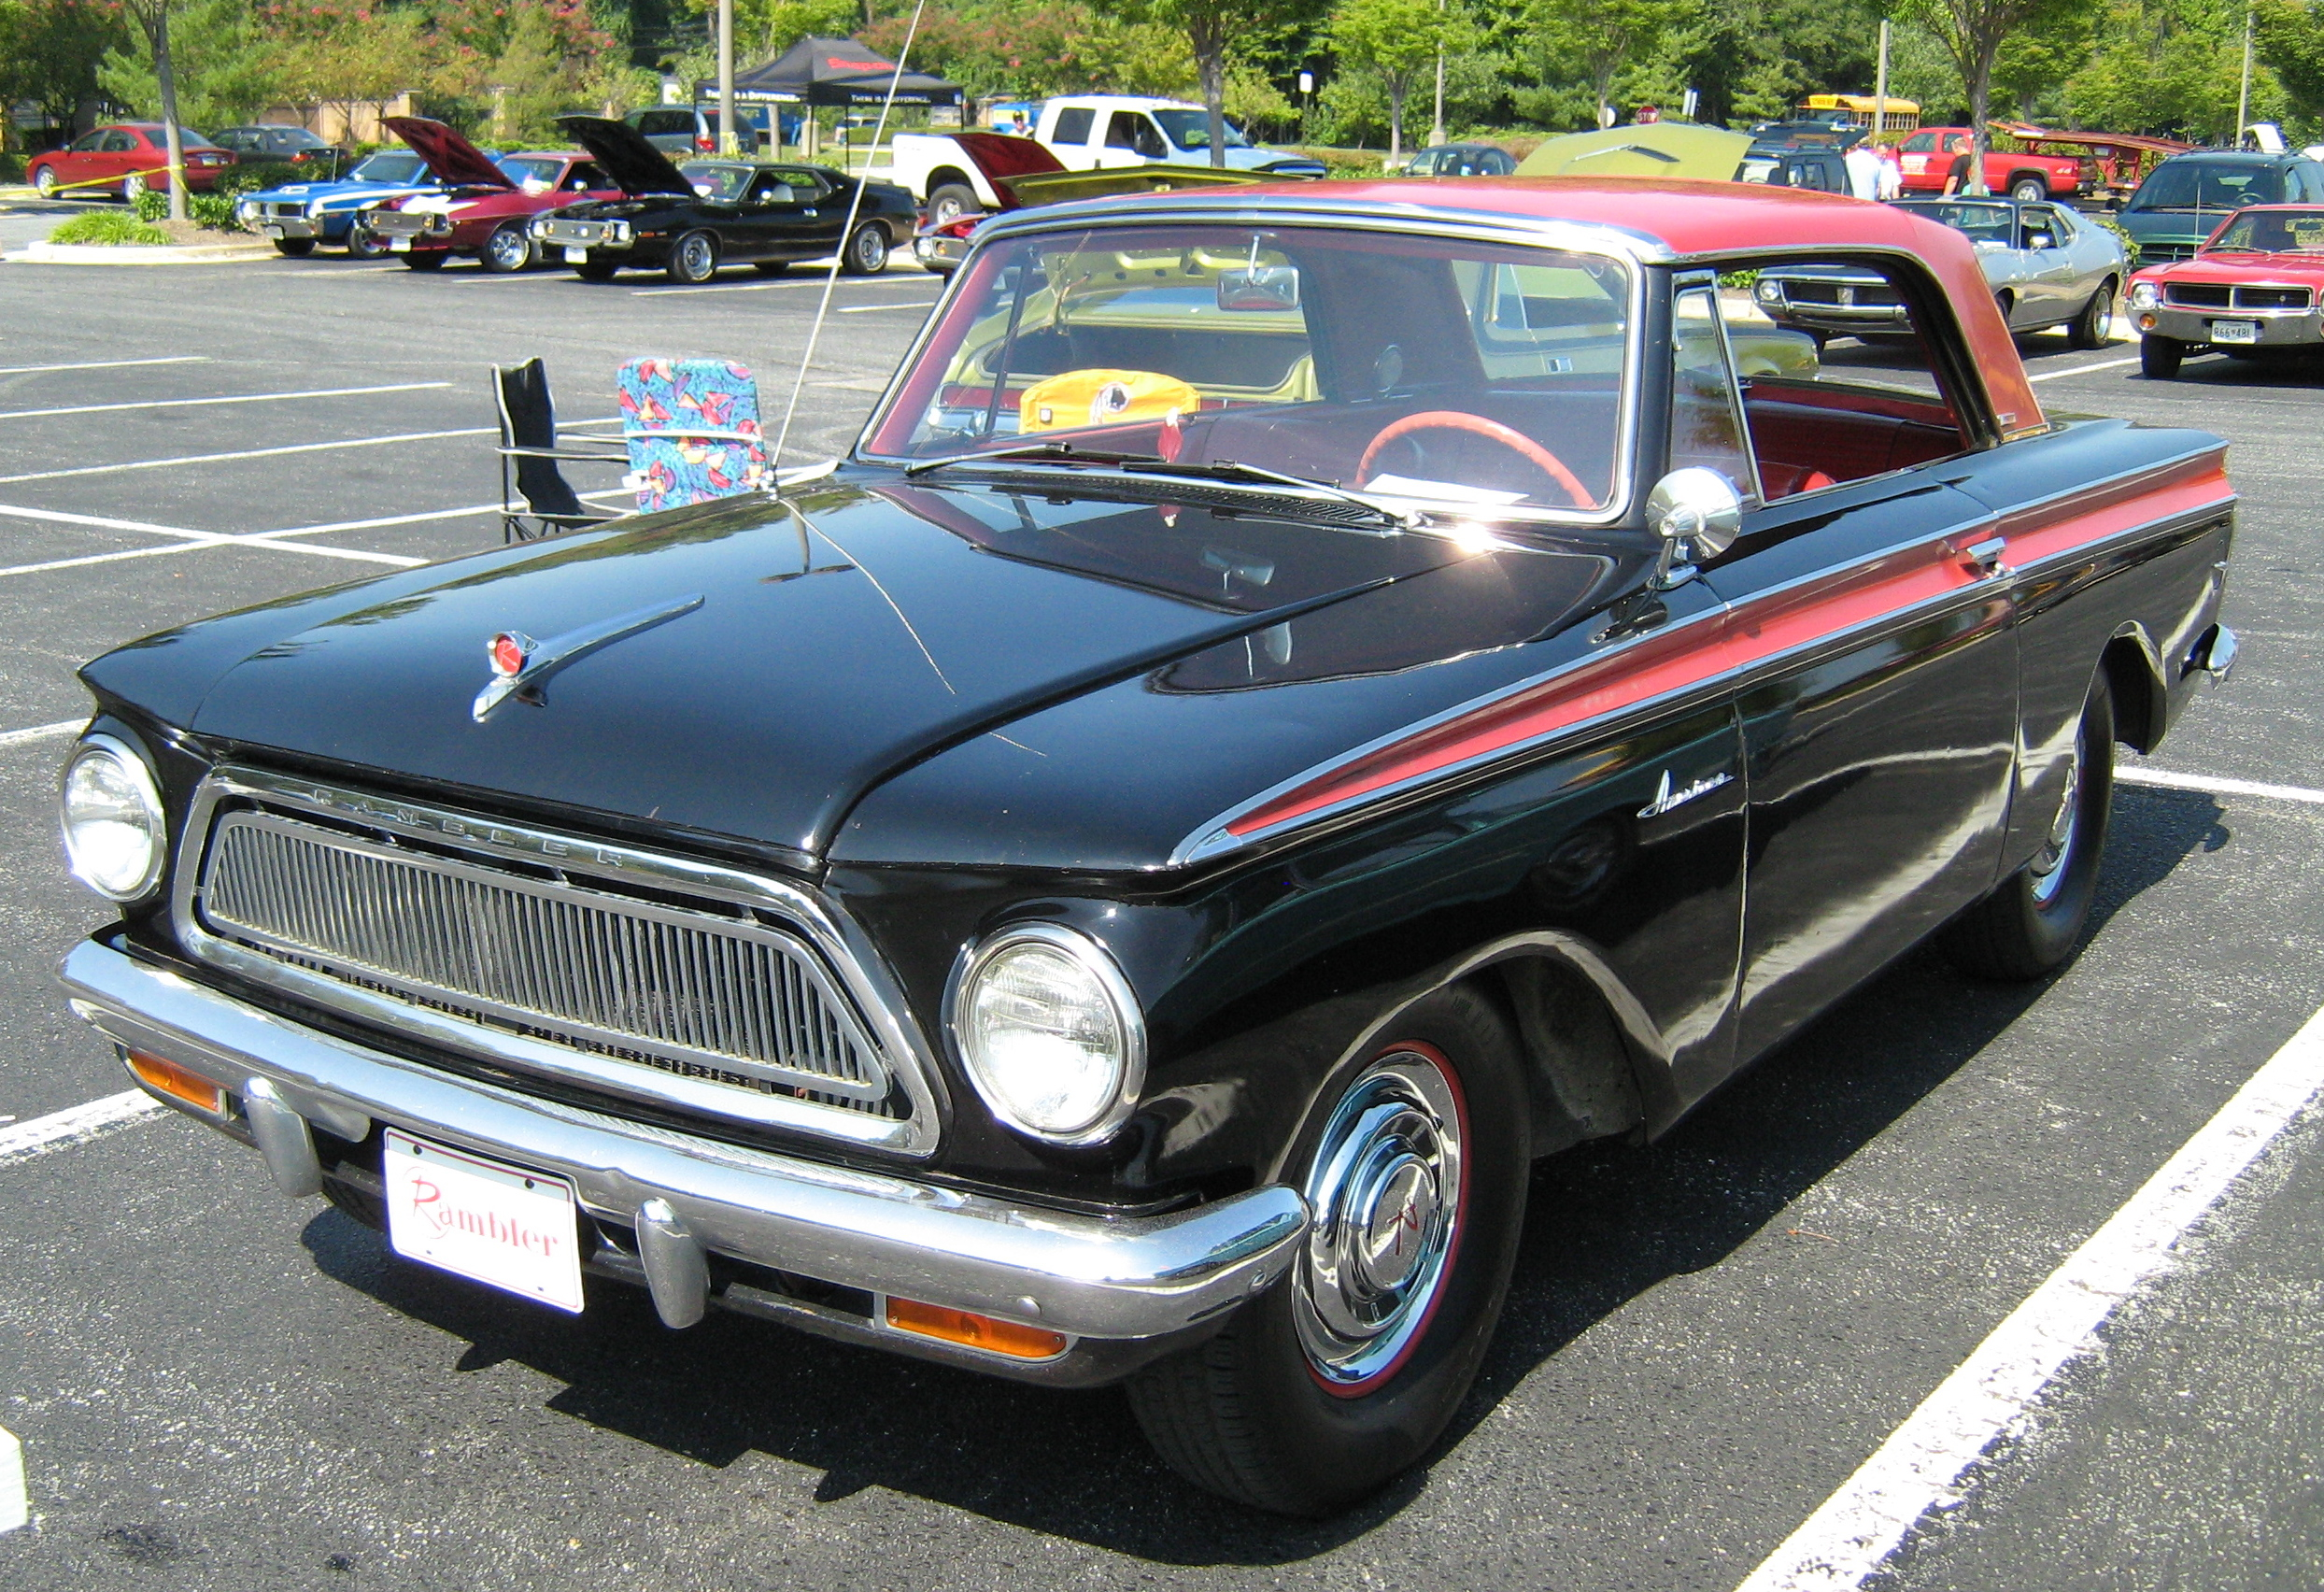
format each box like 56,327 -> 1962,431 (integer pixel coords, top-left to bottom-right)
2302,163 -> 2324,201
568,162 -> 605,190
1670,282 -> 1760,502
71,131 -> 106,152
1131,115 -> 1167,158
1052,107 -> 1095,146
1903,132 -> 1935,153
2020,207 -> 2060,249
1722,257 -> 1972,502
103,131 -> 138,152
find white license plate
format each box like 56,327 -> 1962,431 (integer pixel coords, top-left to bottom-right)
563,246 -> 588,263
389,235 -> 410,252
383,1130 -> 584,1313
261,224 -> 283,237
2210,319 -> 2259,344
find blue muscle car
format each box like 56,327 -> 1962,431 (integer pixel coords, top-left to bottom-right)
234,149 -> 518,258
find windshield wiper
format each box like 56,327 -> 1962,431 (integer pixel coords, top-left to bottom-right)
900,440 -> 1162,477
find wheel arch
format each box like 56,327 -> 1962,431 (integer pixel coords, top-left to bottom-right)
2101,625 -> 2168,753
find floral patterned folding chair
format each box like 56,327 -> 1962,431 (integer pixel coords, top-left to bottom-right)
616,359 -> 774,513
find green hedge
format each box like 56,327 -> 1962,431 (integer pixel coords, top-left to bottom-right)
50,211 -> 170,246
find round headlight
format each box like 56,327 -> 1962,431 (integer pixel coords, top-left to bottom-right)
953,925 -> 1144,1144
60,734 -> 165,901
2130,279 -> 2159,309
1755,277 -> 1783,304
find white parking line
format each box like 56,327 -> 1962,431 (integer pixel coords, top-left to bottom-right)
1736,1002 -> 2324,1592
0,719 -> 82,747
0,1425 -> 23,1534
0,1089 -> 165,1170
2118,766 -> 2324,804
0,503 -> 423,571
0,355 -> 209,377
2027,354 -> 2142,382
836,301 -> 938,314
630,277 -> 815,298
0,428 -> 495,487
0,381 -> 450,423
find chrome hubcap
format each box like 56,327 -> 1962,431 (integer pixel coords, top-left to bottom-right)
2031,742 -> 2081,905
857,229 -> 885,268
490,230 -> 526,266
682,237 -> 711,276
1295,1051 -> 1463,1387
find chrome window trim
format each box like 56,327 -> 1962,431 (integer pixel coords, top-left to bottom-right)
170,767 -> 949,1158
1169,483 -> 2233,867
848,200 -> 1653,533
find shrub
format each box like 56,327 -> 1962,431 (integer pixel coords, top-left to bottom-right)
132,186 -> 170,220
50,211 -> 171,246
189,192 -> 243,231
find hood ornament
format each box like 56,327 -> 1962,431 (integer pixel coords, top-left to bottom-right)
473,593 -> 704,722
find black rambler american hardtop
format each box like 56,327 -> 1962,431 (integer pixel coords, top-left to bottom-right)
58,178 -> 2238,1515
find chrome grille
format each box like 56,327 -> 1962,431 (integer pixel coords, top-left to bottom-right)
197,811 -> 896,1110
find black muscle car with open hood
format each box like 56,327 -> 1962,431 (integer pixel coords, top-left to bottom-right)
532,114 -> 914,283
58,177 -> 2238,1515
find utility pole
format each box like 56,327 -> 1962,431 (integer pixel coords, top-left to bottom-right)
717,0 -> 737,155
1872,18 -> 1891,141
2235,8 -> 2254,148
1429,0 -> 1446,149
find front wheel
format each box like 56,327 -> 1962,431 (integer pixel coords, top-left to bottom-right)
2067,278 -> 2116,350
479,221 -> 532,273
1127,984 -> 1528,1515
2141,334 -> 2183,378
345,222 -> 388,260
2008,176 -> 2048,204
123,171 -> 148,202
841,220 -> 890,276
666,229 -> 717,283
273,237 -> 317,258
927,181 -> 976,226
1940,671 -> 2115,980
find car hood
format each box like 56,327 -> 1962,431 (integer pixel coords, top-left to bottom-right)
246,177 -> 429,203
2142,251 -> 2324,282
383,116 -> 512,189
555,115 -> 696,196
85,479 -> 1620,862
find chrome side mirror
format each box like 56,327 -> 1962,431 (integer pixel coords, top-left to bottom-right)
1645,467 -> 1743,590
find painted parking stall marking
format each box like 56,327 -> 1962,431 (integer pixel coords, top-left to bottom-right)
0,380 -> 449,424
0,1090 -> 166,1170
0,1425 -> 24,1534
1735,1001 -> 2324,1592
0,355 -> 209,377
2117,765 -> 2324,805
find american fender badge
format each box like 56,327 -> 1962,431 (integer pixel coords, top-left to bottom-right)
473,593 -> 705,723
1637,768 -> 1734,819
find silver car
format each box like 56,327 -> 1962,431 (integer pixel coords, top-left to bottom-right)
1755,199 -> 2127,348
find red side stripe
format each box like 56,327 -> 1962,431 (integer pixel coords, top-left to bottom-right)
1224,462 -> 2231,841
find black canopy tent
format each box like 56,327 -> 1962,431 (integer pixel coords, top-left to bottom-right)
709,36 -> 960,108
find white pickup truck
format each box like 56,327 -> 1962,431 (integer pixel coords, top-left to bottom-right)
890,95 -> 1324,221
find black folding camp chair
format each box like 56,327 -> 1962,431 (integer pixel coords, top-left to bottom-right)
492,357 -> 628,543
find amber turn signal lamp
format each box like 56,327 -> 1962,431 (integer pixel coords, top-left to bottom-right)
125,1050 -> 225,1115
884,1297 -> 1068,1359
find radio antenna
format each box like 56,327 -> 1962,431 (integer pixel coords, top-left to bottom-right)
772,0 -> 928,475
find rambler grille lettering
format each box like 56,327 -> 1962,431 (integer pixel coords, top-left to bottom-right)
197,811 -> 900,1114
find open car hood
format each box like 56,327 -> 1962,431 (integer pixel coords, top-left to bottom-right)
553,116 -> 697,197
382,117 -> 512,190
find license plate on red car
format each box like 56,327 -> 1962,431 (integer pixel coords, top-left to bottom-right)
382,1130 -> 585,1313
2211,320 -> 2259,344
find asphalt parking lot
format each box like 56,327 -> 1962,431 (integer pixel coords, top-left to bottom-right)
0,231 -> 2318,1590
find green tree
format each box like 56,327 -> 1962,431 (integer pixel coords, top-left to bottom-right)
0,0 -> 130,158
1327,0 -> 1464,157
1090,0 -> 1320,165
1528,0 -> 1696,127
97,0 -> 277,132
1901,0 -> 2099,192
2067,0 -> 2278,138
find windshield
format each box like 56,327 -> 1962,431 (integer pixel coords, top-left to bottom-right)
681,162 -> 752,200
2205,206 -> 2324,252
1150,109 -> 1251,150
1894,200 -> 2016,244
2131,160 -> 2289,212
352,152 -> 427,183
862,222 -> 1634,517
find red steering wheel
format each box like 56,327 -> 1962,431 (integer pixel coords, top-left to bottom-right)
1355,411 -> 1595,509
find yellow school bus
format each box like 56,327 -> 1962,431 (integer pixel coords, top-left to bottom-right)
1800,94 -> 1921,134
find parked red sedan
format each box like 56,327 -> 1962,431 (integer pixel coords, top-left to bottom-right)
29,124 -> 235,200
2127,203 -> 2324,377
361,117 -> 616,272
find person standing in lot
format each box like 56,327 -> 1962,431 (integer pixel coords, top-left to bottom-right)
1845,140 -> 1883,200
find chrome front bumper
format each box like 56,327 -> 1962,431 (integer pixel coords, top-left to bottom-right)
2146,305 -> 2322,348
255,217 -> 321,239
61,937 -> 1307,1380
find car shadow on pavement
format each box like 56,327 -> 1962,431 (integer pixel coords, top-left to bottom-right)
296,783 -> 2225,1566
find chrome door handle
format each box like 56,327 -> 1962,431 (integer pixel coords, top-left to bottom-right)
1956,536 -> 2011,577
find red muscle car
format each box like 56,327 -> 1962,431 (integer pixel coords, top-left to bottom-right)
361,118 -> 616,272
2127,203 -> 2324,377
1894,126 -> 2091,201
